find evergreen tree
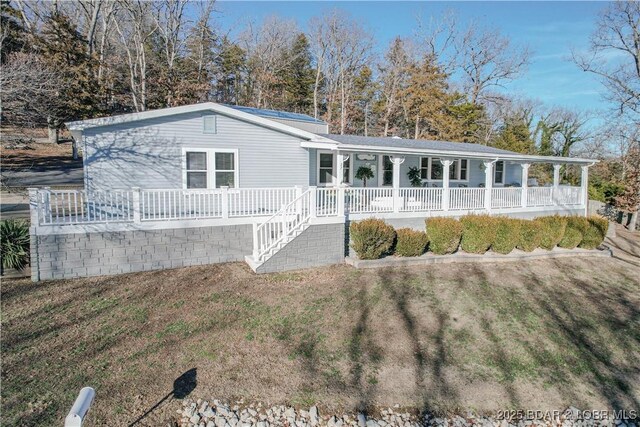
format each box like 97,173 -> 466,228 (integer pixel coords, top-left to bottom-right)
492,114 -> 536,154
284,33 -> 315,114
37,12 -> 99,141
214,37 -> 247,104
0,1 -> 27,63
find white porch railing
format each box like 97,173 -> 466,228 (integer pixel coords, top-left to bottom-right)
140,189 -> 223,220
316,187 -> 340,216
399,188 -> 443,212
252,188 -> 312,262
346,188 -> 394,214
555,186 -> 582,205
30,185 -> 585,228
491,188 -> 522,209
527,187 -> 554,207
449,188 -> 485,210
35,189 -> 134,225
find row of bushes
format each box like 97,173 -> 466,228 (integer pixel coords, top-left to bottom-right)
350,215 -> 609,260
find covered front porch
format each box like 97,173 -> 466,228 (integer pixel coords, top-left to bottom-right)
308,139 -> 592,218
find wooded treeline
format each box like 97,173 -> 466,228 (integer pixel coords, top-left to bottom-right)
0,0 -> 638,218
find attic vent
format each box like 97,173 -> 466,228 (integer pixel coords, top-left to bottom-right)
392,136 -> 402,139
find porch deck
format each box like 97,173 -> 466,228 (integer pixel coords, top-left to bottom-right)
30,185 -> 584,228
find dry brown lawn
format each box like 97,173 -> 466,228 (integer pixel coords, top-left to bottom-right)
2,257 -> 639,426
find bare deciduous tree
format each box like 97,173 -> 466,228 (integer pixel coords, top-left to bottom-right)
378,37 -> 412,136
113,0 -> 157,112
308,10 -> 372,133
153,0 -> 189,107
573,1 -> 640,121
0,52 -> 65,127
456,23 -> 531,104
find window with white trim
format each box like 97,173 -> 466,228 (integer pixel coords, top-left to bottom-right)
186,151 -> 208,189
459,159 -> 468,180
382,155 -> 393,186
215,152 -> 235,187
343,156 -> 352,184
420,157 -> 429,179
183,149 -> 237,189
494,161 -> 505,184
318,152 -> 334,185
430,158 -> 443,180
449,160 -> 457,180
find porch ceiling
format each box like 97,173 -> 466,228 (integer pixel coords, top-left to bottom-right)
309,133 -> 597,165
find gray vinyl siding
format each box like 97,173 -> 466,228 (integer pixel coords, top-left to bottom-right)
270,118 -> 329,134
308,153 -> 525,188
83,112 -> 310,191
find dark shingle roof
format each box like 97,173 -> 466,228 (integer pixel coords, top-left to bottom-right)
319,134 -> 519,156
226,105 -> 326,125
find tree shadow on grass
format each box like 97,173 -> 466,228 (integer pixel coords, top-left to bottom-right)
519,261 -> 640,410
377,268 -> 460,414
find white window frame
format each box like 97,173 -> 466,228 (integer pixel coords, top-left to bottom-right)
182,148 -> 239,189
419,157 -> 469,183
342,154 -> 354,185
494,160 -> 505,185
317,150 -> 335,187
378,155 -> 394,186
316,151 -> 353,186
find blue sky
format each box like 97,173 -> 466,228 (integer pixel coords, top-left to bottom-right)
214,1 -> 609,116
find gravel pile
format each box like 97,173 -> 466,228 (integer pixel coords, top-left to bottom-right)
178,400 -> 638,427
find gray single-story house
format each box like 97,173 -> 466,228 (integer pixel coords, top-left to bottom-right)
28,102 -> 596,280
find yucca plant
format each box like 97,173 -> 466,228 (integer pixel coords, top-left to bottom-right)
1,219 -> 30,271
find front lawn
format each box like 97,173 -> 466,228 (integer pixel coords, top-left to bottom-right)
1,258 -> 639,426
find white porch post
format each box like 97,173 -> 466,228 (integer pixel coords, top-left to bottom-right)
336,152 -> 345,186
391,156 -> 404,213
483,161 -> 494,211
581,165 -> 589,216
132,187 -> 141,223
520,163 -> 530,208
309,186 -> 318,218
553,164 -> 561,205
441,159 -> 452,211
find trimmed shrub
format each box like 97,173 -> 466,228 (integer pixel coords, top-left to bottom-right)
558,216 -> 589,249
579,216 -> 609,249
492,217 -> 521,255
460,215 -> 497,254
558,227 -> 582,249
425,217 -> 462,255
517,220 -> 542,252
350,219 -> 396,260
395,228 -> 429,257
1,219 -> 30,270
535,215 -> 568,250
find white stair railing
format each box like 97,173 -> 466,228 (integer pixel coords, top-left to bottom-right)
252,189 -> 313,262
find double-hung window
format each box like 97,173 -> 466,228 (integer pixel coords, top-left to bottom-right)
459,159 -> 468,180
215,152 -> 235,187
494,161 -> 505,185
186,152 -> 208,189
318,152 -> 334,185
420,157 -> 429,179
184,149 -> 238,189
381,155 -> 394,186
342,156 -> 351,185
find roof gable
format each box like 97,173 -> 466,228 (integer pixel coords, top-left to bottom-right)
65,102 -> 323,140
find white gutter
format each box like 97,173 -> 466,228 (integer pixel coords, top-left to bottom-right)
302,141 -> 598,165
